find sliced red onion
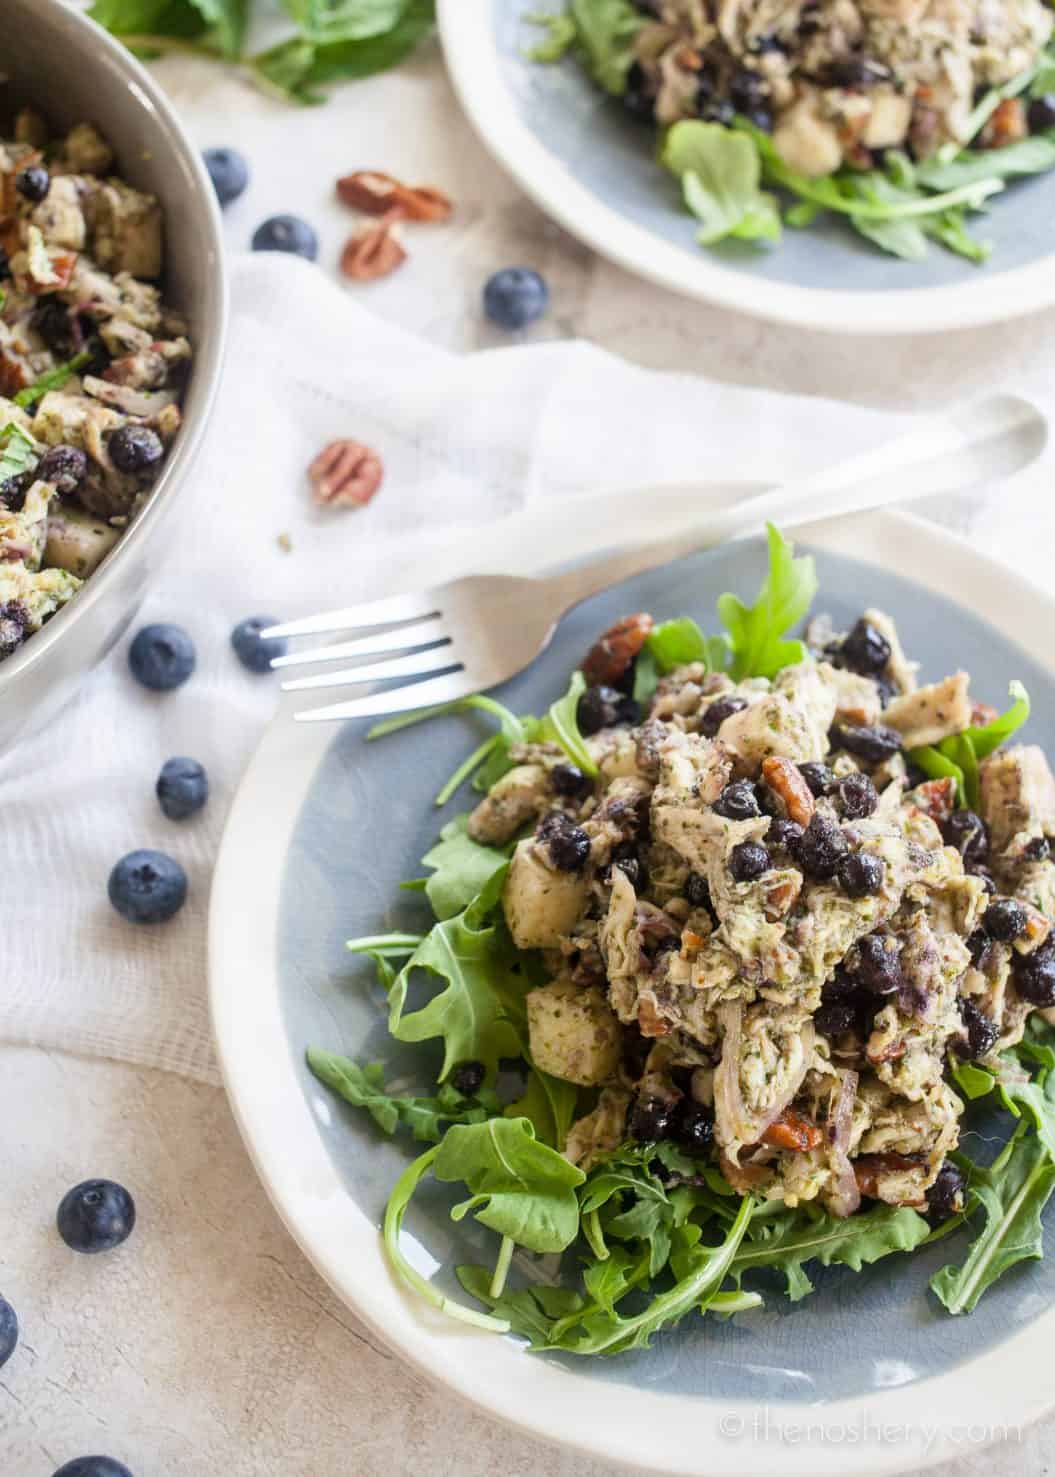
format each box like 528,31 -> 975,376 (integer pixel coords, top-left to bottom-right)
827,1068 -> 861,1219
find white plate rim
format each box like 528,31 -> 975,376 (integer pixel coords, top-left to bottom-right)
209,504 -> 1055,1477
436,0 -> 1054,337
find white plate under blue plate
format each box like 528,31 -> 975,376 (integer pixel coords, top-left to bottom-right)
210,505 -> 1055,1476
437,0 -> 1055,334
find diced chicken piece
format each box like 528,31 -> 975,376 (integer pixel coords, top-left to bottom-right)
66,259 -> 162,330
503,838 -> 588,950
98,317 -> 154,358
43,503 -> 122,579
60,123 -> 114,177
828,666 -> 883,727
565,1088 -> 632,1169
854,1078 -> 961,1206
467,763 -> 550,845
526,980 -> 622,1086
0,480 -> 55,570
980,745 -> 1055,858
31,175 -> 85,251
864,608 -> 918,695
773,92 -> 843,175
88,180 -> 162,278
714,1001 -> 816,1157
717,662 -> 837,776
0,560 -> 81,635
883,671 -> 971,749
863,89 -> 913,148
585,775 -> 652,866
866,914 -> 970,1100
82,374 -> 178,420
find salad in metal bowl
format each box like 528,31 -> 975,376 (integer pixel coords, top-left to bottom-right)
528,0 -> 1055,263
308,528 -> 1055,1354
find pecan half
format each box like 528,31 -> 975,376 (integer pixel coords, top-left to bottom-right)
339,213 -> 407,282
336,170 -> 452,223
760,1108 -> 823,1153
853,1151 -> 925,1199
761,756 -> 815,826
907,776 -> 957,823
309,439 -> 384,509
979,98 -> 1027,151
582,612 -> 654,687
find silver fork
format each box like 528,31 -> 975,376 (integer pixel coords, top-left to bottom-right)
265,393 -> 1045,724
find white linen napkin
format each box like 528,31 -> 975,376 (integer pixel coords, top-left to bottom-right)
0,252 -> 1035,1083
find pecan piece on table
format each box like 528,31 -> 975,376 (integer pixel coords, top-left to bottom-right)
309,439 -> 384,509
339,212 -> 407,282
582,612 -> 654,687
336,171 -> 452,223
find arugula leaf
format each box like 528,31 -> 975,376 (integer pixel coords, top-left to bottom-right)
14,351 -> 91,410
917,137 -> 1055,192
0,422 -> 36,485
537,671 -> 598,776
251,0 -> 434,102
435,1117 -> 585,1253
455,1266 -> 583,1347
504,1064 -> 578,1150
930,1127 -> 1055,1314
646,616 -> 708,673
716,523 -> 817,681
420,815 -> 510,921
580,1150 -> 680,1276
525,9 -> 578,61
909,681 -> 1030,808
386,866 -> 524,1081
662,122 -> 780,246
568,0 -> 644,95
306,1049 -> 501,1142
728,1201 -> 931,1301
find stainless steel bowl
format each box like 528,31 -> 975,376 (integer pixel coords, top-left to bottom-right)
0,0 -> 227,749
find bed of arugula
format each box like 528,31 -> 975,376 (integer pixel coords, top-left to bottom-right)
306,525 -> 1053,1354
529,0 -> 1055,264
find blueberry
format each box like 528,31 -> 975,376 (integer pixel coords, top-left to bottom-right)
51,1460 -> 134,1477
1013,941 -> 1055,1006
713,779 -> 761,822
671,1099 -> 714,1154
983,898 -> 1027,943
536,811 -> 591,872
231,615 -> 287,673
451,1060 -> 486,1095
0,470 -> 31,512
794,814 -> 849,880
576,683 -> 634,735
251,214 -> 318,261
128,623 -> 195,691
700,695 -> 747,738
108,425 -> 164,474
729,840 -> 769,882
1025,835 -> 1052,863
767,817 -> 805,852
839,618 -> 891,676
1028,94 -> 1055,132
203,147 -> 249,207
37,444 -> 88,494
851,933 -> 903,996
966,928 -> 992,967
0,246 -> 9,280
829,723 -> 902,764
156,757 -> 209,821
608,840 -> 646,891
16,164 -> 50,202
483,268 -> 549,330
798,761 -> 835,797
628,1095 -> 674,1142
56,1180 -> 135,1254
108,850 -> 187,924
684,870 -> 712,909
969,864 -> 997,895
925,1161 -> 966,1225
0,599 -> 29,659
837,851 -> 885,897
622,61 -> 657,123
940,810 -> 989,868
960,999 -> 998,1061
551,761 -> 592,800
835,771 -> 878,820
0,1295 -> 17,1369
813,1001 -> 858,1038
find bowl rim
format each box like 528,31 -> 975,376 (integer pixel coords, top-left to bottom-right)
0,0 -> 228,693
437,0 -> 1052,336
209,504 -> 1055,1477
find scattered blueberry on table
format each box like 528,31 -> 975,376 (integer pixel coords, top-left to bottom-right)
231,614 -> 287,673
251,214 -> 318,261
57,1179 -> 136,1254
108,850 -> 188,924
0,1295 -> 17,1369
128,623 -> 196,692
483,267 -> 549,330
52,1459 -> 134,1477
203,146 -> 248,207
156,756 -> 209,820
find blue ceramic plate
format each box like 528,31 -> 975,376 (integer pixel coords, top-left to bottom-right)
437,0 -> 1055,334
210,508 -> 1055,1476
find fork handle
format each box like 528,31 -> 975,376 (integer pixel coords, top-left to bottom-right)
542,392 -> 1044,616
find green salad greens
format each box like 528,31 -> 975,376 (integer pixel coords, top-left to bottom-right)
307,525 -> 1055,1352
88,0 -> 435,103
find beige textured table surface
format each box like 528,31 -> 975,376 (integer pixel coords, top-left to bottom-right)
5,29 -> 1055,1477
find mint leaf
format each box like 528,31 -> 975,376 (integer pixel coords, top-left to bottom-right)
306,1049 -> 501,1142
385,867 -> 525,1081
568,0 -> 644,94
930,1127 -> 1055,1314
421,815 -> 510,921
716,522 -> 817,680
662,122 -> 780,246
436,1117 -> 585,1253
